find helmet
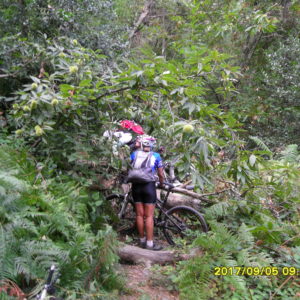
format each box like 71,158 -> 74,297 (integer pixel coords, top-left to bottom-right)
140,135 -> 156,149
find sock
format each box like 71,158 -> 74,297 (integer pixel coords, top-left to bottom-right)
146,240 -> 153,247
140,237 -> 146,243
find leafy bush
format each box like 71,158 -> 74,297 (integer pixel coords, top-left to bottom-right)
1,2 -> 300,299
171,144 -> 300,299
234,35 -> 300,147
0,144 -> 123,298
4,34 -> 249,191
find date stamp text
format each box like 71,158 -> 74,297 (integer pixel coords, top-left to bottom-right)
214,266 -> 300,276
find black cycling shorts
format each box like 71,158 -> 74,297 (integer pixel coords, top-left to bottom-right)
132,182 -> 157,204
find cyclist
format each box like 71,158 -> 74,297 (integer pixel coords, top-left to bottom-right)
128,135 -> 165,251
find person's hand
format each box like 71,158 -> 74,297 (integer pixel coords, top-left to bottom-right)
157,182 -> 165,189
162,182 -> 175,189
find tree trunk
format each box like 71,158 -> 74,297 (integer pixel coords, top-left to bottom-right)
129,0 -> 155,44
118,244 -> 202,266
281,0 -> 291,24
19,0 -> 28,36
240,32 -> 263,70
157,190 -> 202,209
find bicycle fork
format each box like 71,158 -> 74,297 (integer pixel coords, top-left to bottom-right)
37,265 -> 56,300
118,193 -> 130,219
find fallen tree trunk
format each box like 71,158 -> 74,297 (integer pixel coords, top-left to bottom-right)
157,190 -> 202,209
89,181 -> 230,206
158,186 -> 231,204
118,244 -> 201,266
164,187 -> 211,203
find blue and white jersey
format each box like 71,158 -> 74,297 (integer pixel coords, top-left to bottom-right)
130,151 -> 163,172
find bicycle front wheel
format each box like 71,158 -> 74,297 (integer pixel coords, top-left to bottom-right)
163,205 -> 208,246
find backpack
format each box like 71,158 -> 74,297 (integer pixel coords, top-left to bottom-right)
127,151 -> 157,183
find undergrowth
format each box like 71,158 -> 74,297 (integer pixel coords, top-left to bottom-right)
164,145 -> 300,299
0,144 -> 124,299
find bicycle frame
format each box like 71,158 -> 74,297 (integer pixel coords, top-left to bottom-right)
155,189 -> 189,232
118,192 -> 131,219
36,265 -> 58,300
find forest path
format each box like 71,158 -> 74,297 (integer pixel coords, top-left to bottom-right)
118,263 -> 179,300
115,224 -> 180,299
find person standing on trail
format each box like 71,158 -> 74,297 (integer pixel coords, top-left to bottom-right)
127,135 -> 165,251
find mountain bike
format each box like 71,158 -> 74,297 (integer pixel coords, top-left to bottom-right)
34,265 -> 61,300
0,266 -> 61,300
106,182 -> 208,246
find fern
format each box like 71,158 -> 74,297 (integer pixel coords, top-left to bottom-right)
0,145 -> 122,297
279,144 -> 300,163
237,223 -> 255,246
205,201 -> 231,219
0,227 -> 16,281
249,136 -> 273,156
174,221 -> 275,299
0,173 -> 26,191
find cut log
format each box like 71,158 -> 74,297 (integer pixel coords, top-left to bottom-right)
157,190 -> 202,209
118,244 -> 201,266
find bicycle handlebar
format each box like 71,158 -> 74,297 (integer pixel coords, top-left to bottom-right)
159,182 -> 175,189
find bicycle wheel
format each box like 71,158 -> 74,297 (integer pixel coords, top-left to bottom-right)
105,194 -> 136,232
163,205 -> 208,246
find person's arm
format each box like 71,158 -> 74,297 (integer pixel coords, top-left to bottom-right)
153,152 -> 165,185
157,167 -> 165,185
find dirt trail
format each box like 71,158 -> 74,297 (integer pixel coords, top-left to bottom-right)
118,264 -> 179,300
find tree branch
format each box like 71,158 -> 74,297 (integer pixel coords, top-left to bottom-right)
94,86 -> 132,101
269,276 -> 293,300
148,13 -> 188,18
129,0 -> 155,42
0,74 -> 15,78
240,32 -> 263,70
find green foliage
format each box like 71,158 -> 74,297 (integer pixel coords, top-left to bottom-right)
0,145 -> 123,297
174,223 -> 272,300
0,0 -> 131,101
0,0 -> 128,53
170,142 -> 300,299
248,136 -> 272,157
173,213 -> 300,299
278,144 -> 300,164
4,34 -> 248,189
1,1 -> 300,299
232,34 -> 300,147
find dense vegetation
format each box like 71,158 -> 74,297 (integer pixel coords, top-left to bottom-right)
0,0 -> 299,299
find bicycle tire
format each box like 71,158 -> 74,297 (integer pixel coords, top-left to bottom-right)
163,205 -> 208,246
105,194 -> 135,232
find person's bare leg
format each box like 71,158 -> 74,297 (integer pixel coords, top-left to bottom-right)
144,204 -> 155,241
135,203 -> 145,238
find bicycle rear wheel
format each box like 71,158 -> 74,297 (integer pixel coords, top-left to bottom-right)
105,194 -> 136,232
163,205 -> 208,246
